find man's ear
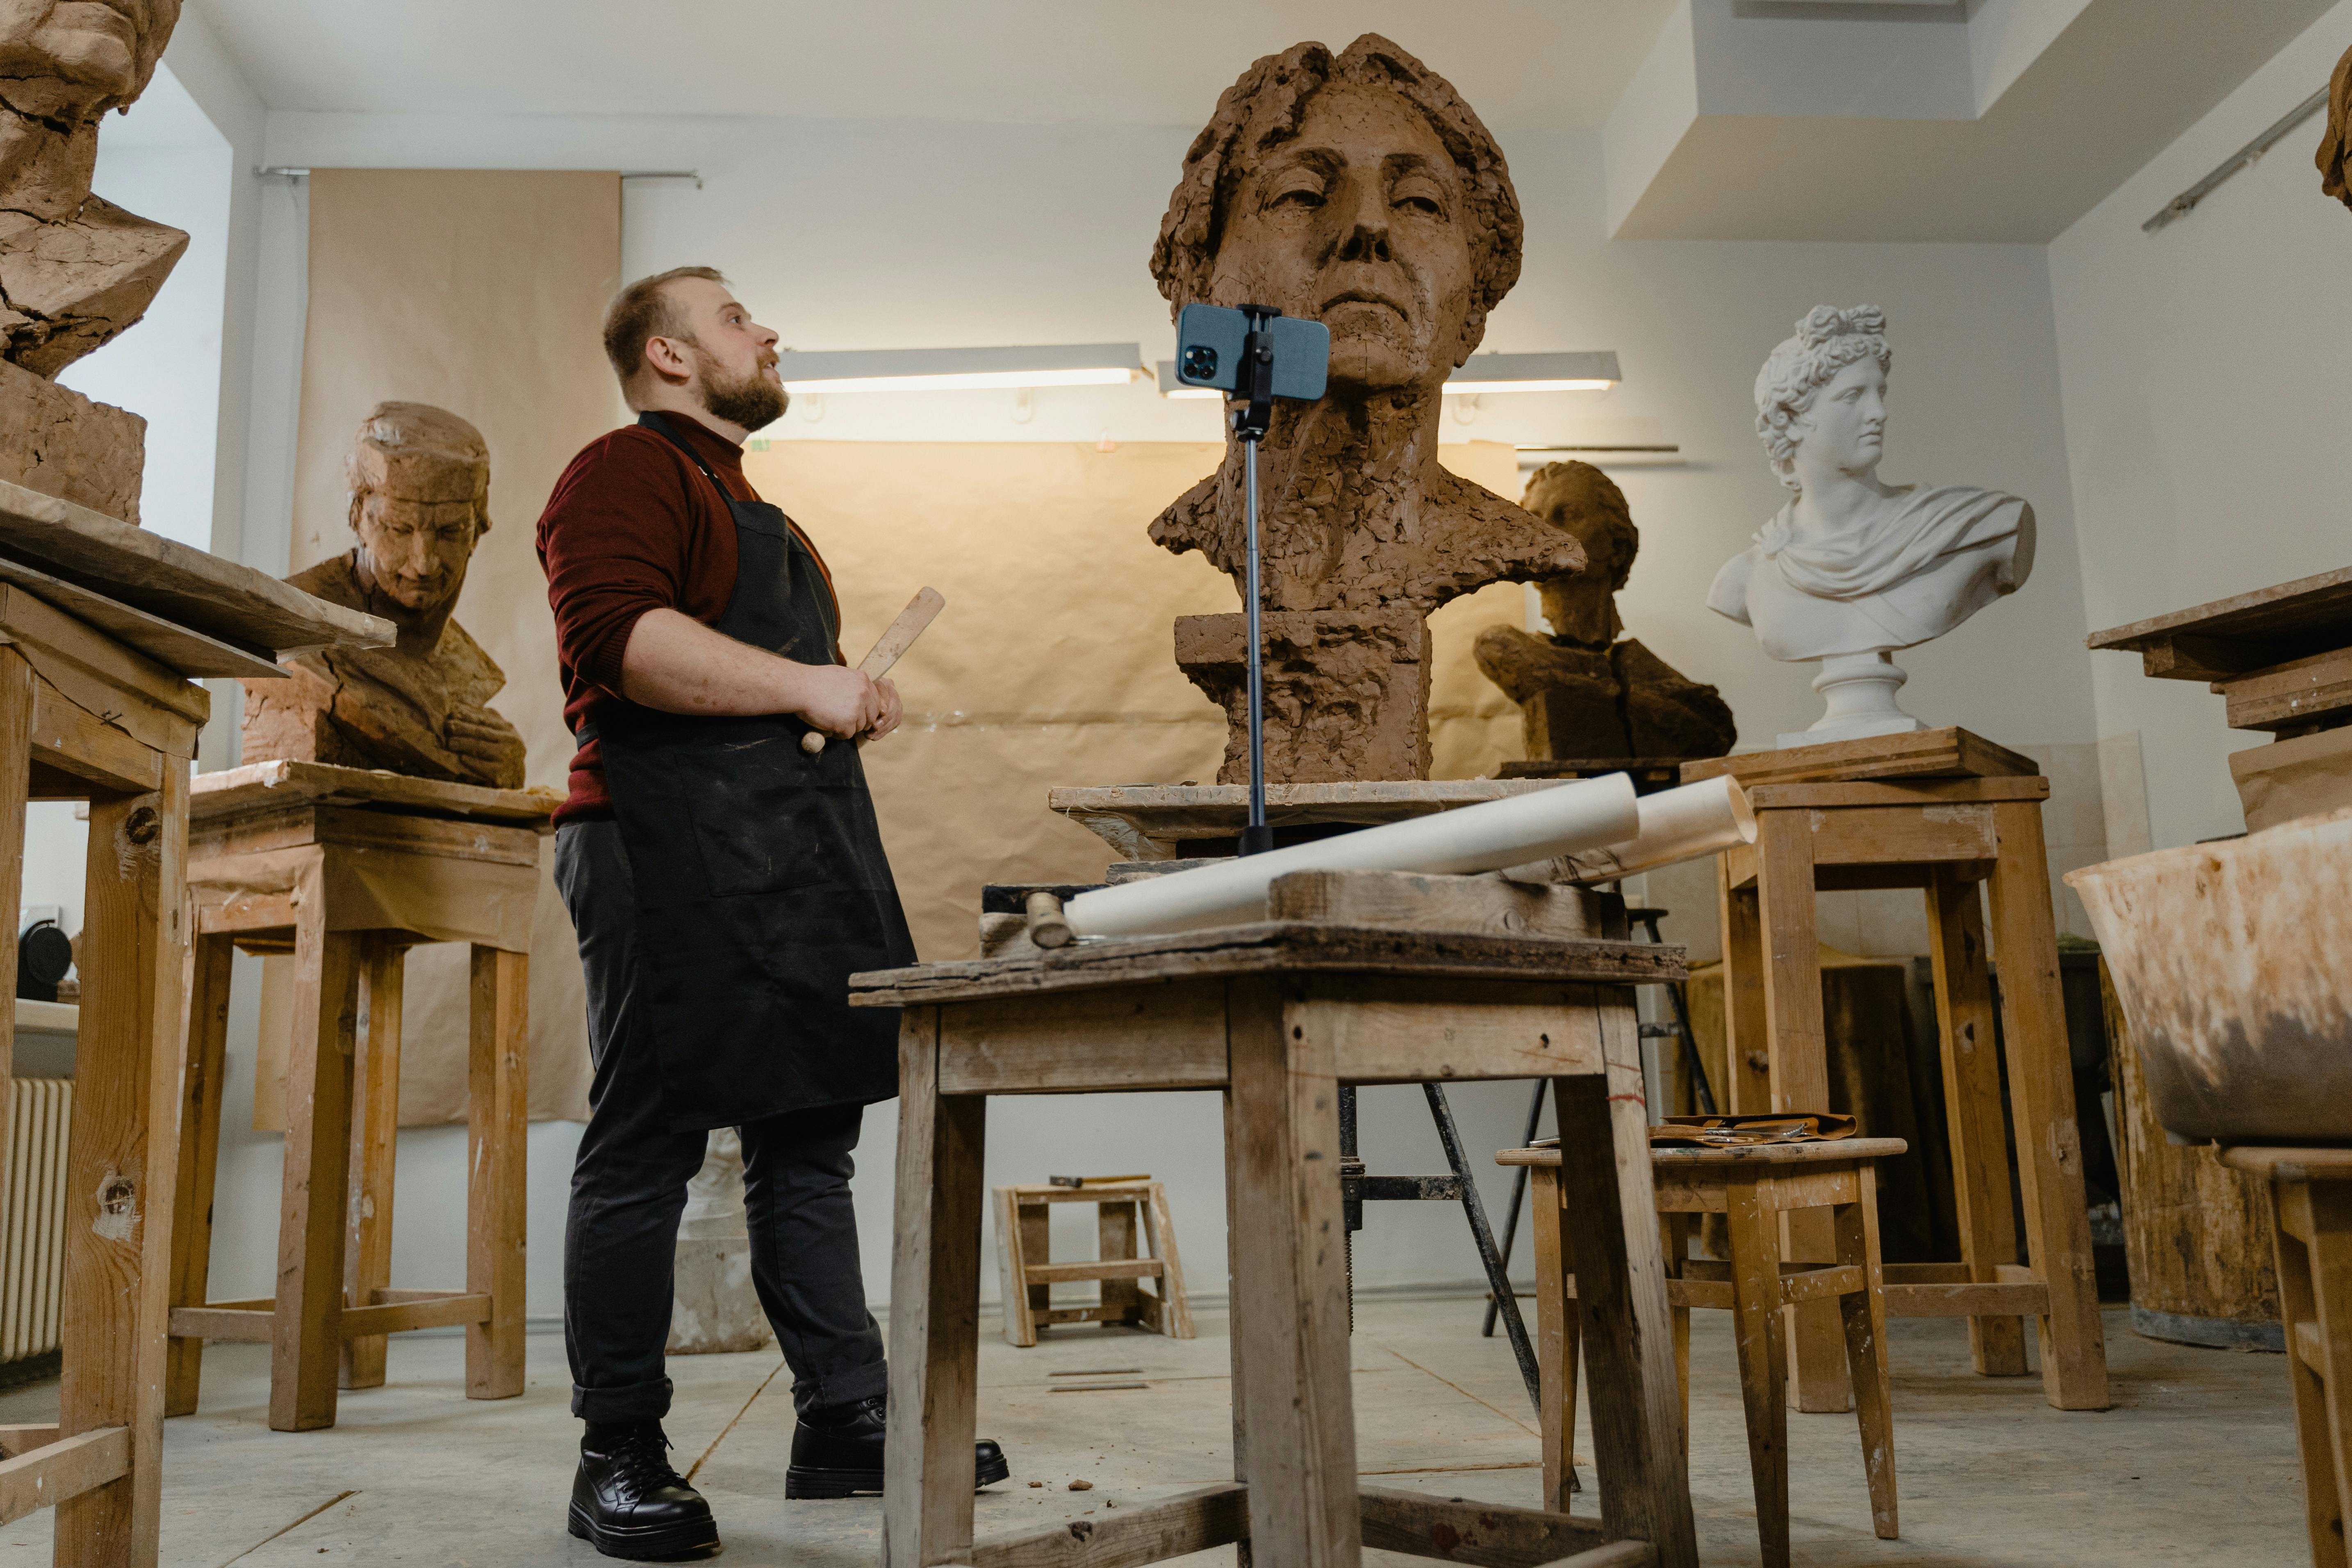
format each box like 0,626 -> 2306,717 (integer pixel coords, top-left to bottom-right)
643,333 -> 696,384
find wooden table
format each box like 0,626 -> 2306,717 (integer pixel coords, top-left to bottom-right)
1685,728 -> 2108,1413
854,922 -> 1698,1568
2219,1146 -> 2352,1568
166,761 -> 553,1432
0,507 -> 386,1565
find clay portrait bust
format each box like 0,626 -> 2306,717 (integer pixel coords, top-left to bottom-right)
240,402 -> 527,788
1475,461 -> 1735,762
2321,41 -> 2352,210
0,0 -> 189,376
1707,306 -> 2034,745
1149,34 -> 1583,782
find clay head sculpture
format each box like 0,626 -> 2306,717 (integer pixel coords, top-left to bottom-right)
346,401 -> 492,622
1148,36 -> 1582,781
1523,460 -> 1638,648
0,0 -> 188,376
2322,41 -> 2352,210
1708,306 -> 2034,747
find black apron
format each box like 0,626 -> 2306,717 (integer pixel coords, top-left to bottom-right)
584,411 -> 913,1132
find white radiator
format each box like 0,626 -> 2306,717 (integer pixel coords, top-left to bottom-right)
0,1079 -> 71,1365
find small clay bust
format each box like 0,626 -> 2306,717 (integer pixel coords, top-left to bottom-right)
0,0 -> 189,376
240,402 -> 527,788
1148,34 -> 1583,781
2321,41 -> 2352,210
1475,462 -> 1735,762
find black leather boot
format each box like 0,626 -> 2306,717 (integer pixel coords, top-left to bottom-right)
785,1394 -> 1011,1498
568,1422 -> 722,1560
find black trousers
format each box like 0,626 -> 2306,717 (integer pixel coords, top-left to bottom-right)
556,818 -> 888,1425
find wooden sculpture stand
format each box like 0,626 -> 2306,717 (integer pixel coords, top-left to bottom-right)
857,920 -> 1699,1568
166,762 -> 549,1432
1685,728 -> 2108,1413
2218,1146 -> 2352,1568
993,1179 -> 1194,1347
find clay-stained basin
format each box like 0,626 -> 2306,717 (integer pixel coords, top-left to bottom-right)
2066,806 -> 2352,1145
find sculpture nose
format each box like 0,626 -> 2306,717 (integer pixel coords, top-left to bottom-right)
1333,175 -> 1393,264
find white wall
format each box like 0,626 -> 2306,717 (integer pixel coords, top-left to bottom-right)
2049,0 -> 2352,852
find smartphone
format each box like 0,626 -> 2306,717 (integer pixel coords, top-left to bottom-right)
1173,304 -> 1330,401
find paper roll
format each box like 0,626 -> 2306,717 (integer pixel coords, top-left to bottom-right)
1547,774 -> 1756,884
1061,774 -> 1644,939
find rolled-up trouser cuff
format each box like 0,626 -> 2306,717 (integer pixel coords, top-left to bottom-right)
799,1355 -> 888,1418
572,1375 -> 674,1424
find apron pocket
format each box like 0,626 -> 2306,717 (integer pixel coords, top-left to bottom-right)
685,737 -> 838,897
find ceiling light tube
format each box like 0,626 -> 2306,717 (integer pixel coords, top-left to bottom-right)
776,343 -> 1144,394
1157,350 -> 1620,399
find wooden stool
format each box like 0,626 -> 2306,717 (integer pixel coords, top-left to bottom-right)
2219,1146 -> 2352,1567
858,913 -> 1700,1568
993,1178 -> 1194,1347
166,760 -> 549,1432
1687,729 -> 2108,1413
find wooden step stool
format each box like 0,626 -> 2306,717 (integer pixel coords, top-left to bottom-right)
1687,728 -> 2109,1413
1500,1137 -> 1903,1568
165,761 -> 549,1432
993,1177 -> 1193,1347
2220,1146 -> 2352,1568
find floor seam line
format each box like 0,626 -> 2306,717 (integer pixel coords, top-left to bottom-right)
1374,1341 -> 1541,1438
687,1359 -> 786,1483
218,1489 -> 359,1566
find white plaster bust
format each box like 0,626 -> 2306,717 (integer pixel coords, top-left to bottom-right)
1706,306 -> 2034,746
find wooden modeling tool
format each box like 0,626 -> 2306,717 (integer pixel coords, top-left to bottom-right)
802,586 -> 946,753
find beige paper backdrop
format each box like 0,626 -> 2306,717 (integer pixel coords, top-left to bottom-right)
738,438 -> 1530,964
252,169 -> 622,1129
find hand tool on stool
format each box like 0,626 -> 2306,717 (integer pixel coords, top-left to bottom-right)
803,586 -> 945,753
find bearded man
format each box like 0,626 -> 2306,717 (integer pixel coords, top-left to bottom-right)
535,267 -> 1006,1561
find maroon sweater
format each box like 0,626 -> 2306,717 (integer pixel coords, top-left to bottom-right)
535,416 -> 839,822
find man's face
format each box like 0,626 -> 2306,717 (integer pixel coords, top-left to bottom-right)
656,276 -> 786,432
1206,84 -> 1476,396
0,0 -> 180,118
354,494 -> 480,614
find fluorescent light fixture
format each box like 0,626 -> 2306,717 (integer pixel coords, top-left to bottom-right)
776,344 -> 1143,394
1156,350 -> 1619,399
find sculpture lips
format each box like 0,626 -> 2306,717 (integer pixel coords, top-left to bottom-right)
1322,288 -> 1408,321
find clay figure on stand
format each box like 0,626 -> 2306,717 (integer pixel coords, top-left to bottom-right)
240,401 -> 527,787
1149,34 -> 1584,783
1707,306 -> 2034,748
1475,460 -> 1735,762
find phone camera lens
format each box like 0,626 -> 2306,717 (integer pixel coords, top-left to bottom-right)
1181,345 -> 1218,381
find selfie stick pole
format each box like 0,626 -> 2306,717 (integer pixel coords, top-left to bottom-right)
1234,308 -> 1281,858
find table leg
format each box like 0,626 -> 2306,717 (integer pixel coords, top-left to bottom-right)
1985,802 -> 2109,1411
1717,857 -> 1771,1117
57,765 -> 189,1566
1726,1174 -> 1790,1568
1753,816 -> 1850,1414
1836,1167 -> 1899,1541
1228,978 -> 1359,1568
1530,1166 -> 1578,1511
2275,1179 -> 2352,1568
343,938 -> 405,1390
884,1007 -> 986,1568
0,657 -> 27,1266
271,888 -> 358,1434
166,933 -> 235,1416
1926,870 -> 2027,1376
1221,1090 -> 1253,1568
466,947 -> 526,1400
1555,995 -> 1698,1568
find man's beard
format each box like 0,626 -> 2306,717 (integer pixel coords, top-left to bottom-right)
698,361 -> 787,432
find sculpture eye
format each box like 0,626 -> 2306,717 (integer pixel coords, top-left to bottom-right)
1272,182 -> 1324,211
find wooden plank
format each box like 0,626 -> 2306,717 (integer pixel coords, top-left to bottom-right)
190,759 -> 560,828
1680,728 -> 2035,787
1554,1010 -> 1699,1568
939,981 -> 1228,1095
1881,1282 -> 2051,1318
1985,801 -> 2110,1411
0,1425 -> 58,1459
0,475 -> 392,659
0,1426 -> 131,1527
1047,778 -> 1552,859
1094,1201 -> 1144,1326
2086,564 -> 2352,674
271,914 -> 359,1433
466,947 -> 528,1400
993,1188 -> 1034,1348
1534,1547 -> 1658,1568
1723,1174 -> 1791,1567
1267,869 -> 1622,941
1356,1486 -> 1608,1565
1717,864 -> 1770,1117
966,1482 -> 1247,1568
1801,804 -> 1997,867
854,924 -> 1681,1009
312,807 -> 545,867
0,653 -> 30,1367
1743,777 -> 2048,810
164,1308 -> 273,1343
0,581 -> 211,740
166,933 -> 236,1416
883,1008 -> 988,1568
1143,1181 -> 1195,1340
2218,645 -> 2352,732
59,763 -> 189,1567
1219,1085 -> 1249,1490
1312,976 -> 1609,1084
1835,1169 -> 1899,1542
1022,1259 -> 1163,1285
1927,869 -> 2028,1376
0,555 -> 285,680
342,1294 -> 491,1336
29,672 -> 162,794
1530,1167 -> 1579,1511
2265,1176 -> 2351,1567
343,939 -> 405,1390
1228,976 -> 1362,1568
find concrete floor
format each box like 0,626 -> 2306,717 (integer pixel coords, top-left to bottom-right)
0,1298 -> 2305,1567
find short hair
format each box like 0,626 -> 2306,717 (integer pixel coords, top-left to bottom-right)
2320,42 -> 2352,210
1521,461 -> 1636,591
603,266 -> 727,388
1753,306 -> 1893,493
1150,34 -> 1522,346
346,401 -> 491,535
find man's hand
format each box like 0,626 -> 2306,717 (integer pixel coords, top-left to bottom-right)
797,664 -> 885,739
867,676 -> 904,742
448,705 -> 528,788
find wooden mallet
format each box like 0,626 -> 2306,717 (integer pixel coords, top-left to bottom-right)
801,586 -> 946,753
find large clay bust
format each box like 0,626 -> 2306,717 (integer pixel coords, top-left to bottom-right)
1707,306 -> 2033,746
240,403 -> 526,787
1149,34 -> 1582,782
1474,461 -> 1735,762
0,0 -> 189,376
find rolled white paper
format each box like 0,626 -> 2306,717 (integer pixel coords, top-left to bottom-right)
1548,774 -> 1755,884
1061,774 -> 1644,939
